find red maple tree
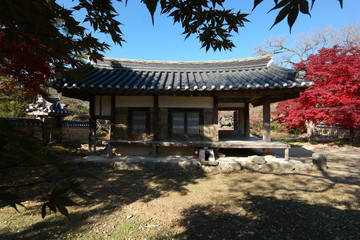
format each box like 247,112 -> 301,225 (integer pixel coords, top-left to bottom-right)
0,0 -> 119,96
274,45 -> 360,131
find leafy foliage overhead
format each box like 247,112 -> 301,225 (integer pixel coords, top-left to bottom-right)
273,45 -> 360,130
0,0 -> 345,96
0,0 -> 123,96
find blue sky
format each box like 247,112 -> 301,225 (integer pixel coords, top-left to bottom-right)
62,0 -> 360,61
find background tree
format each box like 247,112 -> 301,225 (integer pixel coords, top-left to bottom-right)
273,45 -> 360,141
0,77 -> 34,117
0,0 -> 344,96
255,23 -> 360,66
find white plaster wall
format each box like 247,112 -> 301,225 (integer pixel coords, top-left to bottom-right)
101,96 -> 111,116
159,96 -> 213,108
95,96 -> 101,116
95,95 -> 111,116
116,96 -> 154,107
218,102 -> 245,108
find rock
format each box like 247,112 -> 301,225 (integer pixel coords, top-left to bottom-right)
289,160 -> 312,172
240,161 -> 260,171
312,153 -> 327,170
260,164 -> 274,172
200,160 -> 219,166
266,159 -> 293,171
265,161 -> 280,171
278,161 -> 294,171
218,160 -> 242,171
248,155 -> 266,165
201,165 -> 219,172
296,163 -> 312,172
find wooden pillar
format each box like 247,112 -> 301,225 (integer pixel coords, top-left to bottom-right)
89,95 -> 97,152
153,95 -> 159,156
55,116 -> 63,143
284,148 -> 289,161
263,96 -> 271,155
110,95 -> 116,140
244,102 -> 250,138
212,95 -> 219,142
153,95 -> 159,141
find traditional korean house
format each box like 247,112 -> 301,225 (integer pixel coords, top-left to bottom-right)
54,55 -> 311,160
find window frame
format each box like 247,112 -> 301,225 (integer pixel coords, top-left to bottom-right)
169,108 -> 203,136
128,108 -> 150,135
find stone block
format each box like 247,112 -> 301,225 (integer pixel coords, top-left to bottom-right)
289,160 -> 312,172
267,159 -> 293,171
265,160 -> 280,171
278,161 -> 294,171
240,161 -> 260,171
295,163 -> 312,172
312,153 -> 327,170
260,164 -> 274,172
219,161 -> 242,171
200,160 -> 219,166
248,155 -> 266,165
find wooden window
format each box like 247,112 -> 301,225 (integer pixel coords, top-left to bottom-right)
172,112 -> 185,134
187,112 -> 200,134
129,108 -> 149,134
170,109 -> 201,135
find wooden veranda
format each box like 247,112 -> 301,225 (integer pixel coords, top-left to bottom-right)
108,137 -> 290,160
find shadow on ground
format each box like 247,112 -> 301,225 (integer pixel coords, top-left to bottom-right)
2,145 -> 359,239
1,169 -> 206,239
173,195 -> 360,240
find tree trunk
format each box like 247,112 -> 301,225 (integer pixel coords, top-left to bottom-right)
349,127 -> 354,146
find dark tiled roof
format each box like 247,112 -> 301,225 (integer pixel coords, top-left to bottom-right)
0,118 -> 42,126
56,56 -> 312,92
26,97 -> 69,116
63,120 -> 89,127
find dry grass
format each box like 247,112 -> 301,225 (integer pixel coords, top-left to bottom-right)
1,146 -> 359,239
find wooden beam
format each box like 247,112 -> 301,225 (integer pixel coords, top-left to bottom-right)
213,95 -> 219,142
244,102 -> 250,138
263,97 -> 271,142
89,95 -> 97,152
110,95 -> 116,140
263,96 -> 271,155
153,95 -> 159,141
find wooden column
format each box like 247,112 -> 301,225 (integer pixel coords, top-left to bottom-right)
244,102 -> 250,138
55,116 -> 63,143
153,95 -> 159,141
89,95 -> 97,152
110,95 -> 116,140
152,95 -> 160,156
263,96 -> 271,155
212,95 -> 219,142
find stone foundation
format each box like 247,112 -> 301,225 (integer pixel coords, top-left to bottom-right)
74,155 -> 312,172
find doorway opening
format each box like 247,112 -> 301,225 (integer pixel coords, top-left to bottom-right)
218,110 -> 236,131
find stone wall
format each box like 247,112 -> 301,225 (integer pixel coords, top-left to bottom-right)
0,118 -> 89,143
62,121 -> 89,142
311,125 -> 360,140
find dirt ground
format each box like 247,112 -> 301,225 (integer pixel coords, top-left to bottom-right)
1,145 -> 359,239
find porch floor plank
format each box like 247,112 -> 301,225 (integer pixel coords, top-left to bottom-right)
108,137 -> 290,149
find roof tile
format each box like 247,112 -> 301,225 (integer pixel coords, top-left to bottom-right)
57,56 -> 311,92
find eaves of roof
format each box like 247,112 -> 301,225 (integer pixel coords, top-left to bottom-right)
55,55 -> 313,93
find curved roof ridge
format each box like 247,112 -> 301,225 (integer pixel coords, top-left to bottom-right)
99,55 -> 272,65
91,55 -> 274,71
